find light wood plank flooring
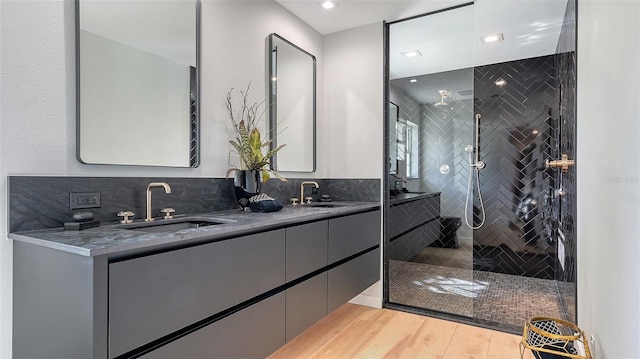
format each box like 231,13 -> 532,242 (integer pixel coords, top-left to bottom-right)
268,303 -> 535,359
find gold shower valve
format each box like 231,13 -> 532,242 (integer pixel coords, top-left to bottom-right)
546,154 -> 575,173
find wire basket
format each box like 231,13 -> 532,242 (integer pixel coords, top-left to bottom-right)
520,317 -> 592,359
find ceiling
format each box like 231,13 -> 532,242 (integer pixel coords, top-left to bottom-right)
276,0 -> 570,105
389,0 -> 569,79
275,0 -> 471,35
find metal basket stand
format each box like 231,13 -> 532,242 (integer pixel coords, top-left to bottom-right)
520,317 -> 592,359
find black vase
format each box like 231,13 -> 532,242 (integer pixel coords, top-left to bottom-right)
234,170 -> 262,210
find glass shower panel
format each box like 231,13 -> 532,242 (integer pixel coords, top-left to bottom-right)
387,4 -> 476,318
469,0 -> 577,330
385,0 -> 577,333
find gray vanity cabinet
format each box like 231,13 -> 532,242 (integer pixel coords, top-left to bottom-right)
109,229 -> 285,358
328,248 -> 380,312
285,221 -> 328,281
388,195 -> 441,261
286,272 -> 327,341
141,293 -> 286,359
388,226 -> 424,261
12,208 -> 381,358
285,221 -> 329,341
328,210 -> 380,263
327,211 -> 381,313
388,195 -> 440,239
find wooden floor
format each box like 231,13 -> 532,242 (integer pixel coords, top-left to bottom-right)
268,303 -> 535,359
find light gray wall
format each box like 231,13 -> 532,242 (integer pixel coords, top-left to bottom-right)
200,0 -> 325,178
577,1 -> 640,358
322,23 -> 384,178
0,1 -> 383,356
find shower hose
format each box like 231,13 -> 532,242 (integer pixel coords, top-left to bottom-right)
465,150 -> 486,229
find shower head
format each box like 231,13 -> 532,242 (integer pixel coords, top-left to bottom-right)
435,89 -> 450,107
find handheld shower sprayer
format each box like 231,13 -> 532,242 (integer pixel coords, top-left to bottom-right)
464,113 -> 486,229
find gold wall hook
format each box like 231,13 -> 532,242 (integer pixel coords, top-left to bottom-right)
546,154 -> 575,173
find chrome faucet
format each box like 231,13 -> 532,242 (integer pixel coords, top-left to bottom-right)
146,182 -> 172,221
300,181 -> 319,204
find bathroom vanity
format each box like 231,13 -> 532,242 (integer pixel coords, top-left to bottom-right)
387,192 -> 441,261
11,203 -> 380,358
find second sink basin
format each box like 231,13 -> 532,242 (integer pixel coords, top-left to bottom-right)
116,217 -> 236,233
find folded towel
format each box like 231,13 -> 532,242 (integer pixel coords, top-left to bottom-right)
249,193 -> 283,213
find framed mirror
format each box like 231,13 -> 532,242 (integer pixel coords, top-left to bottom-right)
267,33 -> 316,172
76,0 -> 199,167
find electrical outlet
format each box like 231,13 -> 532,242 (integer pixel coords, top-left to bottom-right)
70,192 -> 101,209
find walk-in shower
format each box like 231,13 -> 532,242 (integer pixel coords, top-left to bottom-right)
385,0 -> 577,334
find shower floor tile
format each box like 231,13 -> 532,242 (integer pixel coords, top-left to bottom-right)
411,240 -> 474,269
389,261 -> 474,318
388,260 -> 566,329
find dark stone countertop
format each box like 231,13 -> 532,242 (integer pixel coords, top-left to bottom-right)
9,202 -> 380,258
389,192 -> 440,206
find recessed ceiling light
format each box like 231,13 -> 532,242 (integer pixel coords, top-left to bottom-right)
320,1 -> 337,10
409,79 -> 417,83
480,33 -> 504,44
401,50 -> 422,58
495,78 -> 507,86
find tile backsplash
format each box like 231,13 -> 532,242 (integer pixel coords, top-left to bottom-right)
8,176 -> 380,232
262,178 -> 381,204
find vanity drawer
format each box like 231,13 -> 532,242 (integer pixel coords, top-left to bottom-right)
142,293 -> 285,359
108,229 -> 285,358
388,196 -> 440,238
286,220 -> 328,281
328,247 -> 380,312
286,272 -> 328,342
328,210 -> 380,264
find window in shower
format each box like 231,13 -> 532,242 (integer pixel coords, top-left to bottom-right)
406,121 -> 419,179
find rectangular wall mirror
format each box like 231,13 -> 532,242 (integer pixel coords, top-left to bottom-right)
267,33 -> 316,173
76,0 -> 199,167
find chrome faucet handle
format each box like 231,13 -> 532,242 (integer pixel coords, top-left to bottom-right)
160,208 -> 175,219
305,196 -> 313,204
117,211 -> 134,224
290,197 -> 299,205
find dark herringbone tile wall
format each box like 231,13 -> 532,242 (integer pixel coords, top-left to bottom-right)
471,55 -> 559,279
390,55 -> 569,281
